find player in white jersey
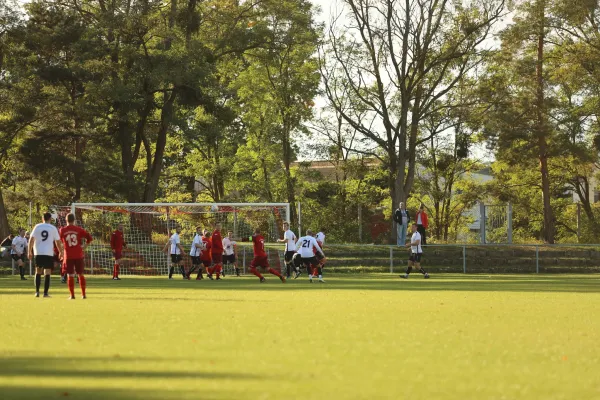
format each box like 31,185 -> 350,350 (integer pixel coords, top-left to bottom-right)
163,227 -> 186,280
295,229 -> 326,283
400,223 -> 429,279
187,226 -> 205,279
277,222 -> 298,279
223,231 -> 240,276
11,228 -> 28,280
28,212 -> 63,297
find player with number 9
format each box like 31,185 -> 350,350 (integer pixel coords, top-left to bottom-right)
29,212 -> 63,297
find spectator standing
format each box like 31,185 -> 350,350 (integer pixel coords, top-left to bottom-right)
393,202 -> 410,246
415,204 -> 429,245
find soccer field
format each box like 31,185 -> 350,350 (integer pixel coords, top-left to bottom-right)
0,274 -> 599,400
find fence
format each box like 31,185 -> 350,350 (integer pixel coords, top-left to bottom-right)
4,243 -> 600,276
313,243 -> 600,274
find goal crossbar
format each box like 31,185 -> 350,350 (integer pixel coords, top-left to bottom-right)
71,203 -> 291,223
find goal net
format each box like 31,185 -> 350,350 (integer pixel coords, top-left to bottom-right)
52,203 -> 290,277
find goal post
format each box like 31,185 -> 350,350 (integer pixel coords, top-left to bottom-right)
54,203 -> 291,277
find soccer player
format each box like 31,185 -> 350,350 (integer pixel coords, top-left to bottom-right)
400,223 -> 430,279
223,230 -> 239,277
315,228 -> 327,278
28,213 -> 62,297
11,228 -> 28,280
200,231 -> 212,280
249,228 -> 285,283
60,213 -> 93,299
277,222 -> 297,279
295,229 -> 326,283
110,223 -> 127,280
210,223 -> 224,280
163,227 -> 185,280
188,226 -> 205,280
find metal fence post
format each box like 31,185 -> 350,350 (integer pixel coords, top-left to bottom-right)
463,245 -> 466,274
90,250 -> 94,275
479,202 -> 486,244
243,246 -> 246,274
507,203 -> 513,244
535,245 -> 539,274
389,247 -> 393,273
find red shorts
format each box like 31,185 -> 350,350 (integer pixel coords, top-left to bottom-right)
65,259 -> 85,274
201,259 -> 212,268
113,251 -> 123,260
212,253 -> 223,264
250,256 -> 269,269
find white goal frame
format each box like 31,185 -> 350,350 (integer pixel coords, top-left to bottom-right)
70,203 -> 291,224
63,202 -> 291,276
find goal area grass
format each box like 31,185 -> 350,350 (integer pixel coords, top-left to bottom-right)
0,274 -> 599,400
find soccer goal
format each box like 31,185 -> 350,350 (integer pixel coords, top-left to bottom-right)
52,203 -> 290,277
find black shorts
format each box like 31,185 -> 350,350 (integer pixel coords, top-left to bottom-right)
284,251 -> 295,263
191,256 -> 201,265
409,253 -> 422,263
301,257 -> 318,268
11,254 -> 25,262
35,255 -> 54,269
223,254 -> 236,264
171,254 -> 183,264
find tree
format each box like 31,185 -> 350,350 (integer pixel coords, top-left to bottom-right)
320,0 -> 505,243
233,0 -> 321,224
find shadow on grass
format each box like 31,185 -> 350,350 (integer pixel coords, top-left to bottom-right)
0,274 -> 599,293
0,385 -> 230,400
0,355 -> 259,400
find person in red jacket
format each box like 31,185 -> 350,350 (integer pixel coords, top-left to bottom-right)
110,224 -> 127,280
415,204 -> 429,245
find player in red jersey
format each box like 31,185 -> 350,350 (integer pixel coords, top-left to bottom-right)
209,223 -> 224,280
199,231 -> 212,280
110,224 -> 127,280
60,213 -> 93,300
249,228 -> 285,283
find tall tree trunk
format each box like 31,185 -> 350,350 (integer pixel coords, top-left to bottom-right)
0,188 -> 10,238
143,91 -> 176,203
536,0 -> 555,243
282,121 -> 297,225
261,158 -> 274,203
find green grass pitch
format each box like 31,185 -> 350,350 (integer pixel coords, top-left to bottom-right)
1,274 -> 599,400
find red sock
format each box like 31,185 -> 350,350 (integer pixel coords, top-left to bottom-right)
268,268 -> 282,278
67,276 -> 75,297
78,274 -> 86,296
250,267 -> 264,279
113,264 -> 118,278
116,265 -> 120,277
216,264 -> 222,278
311,266 -> 318,276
